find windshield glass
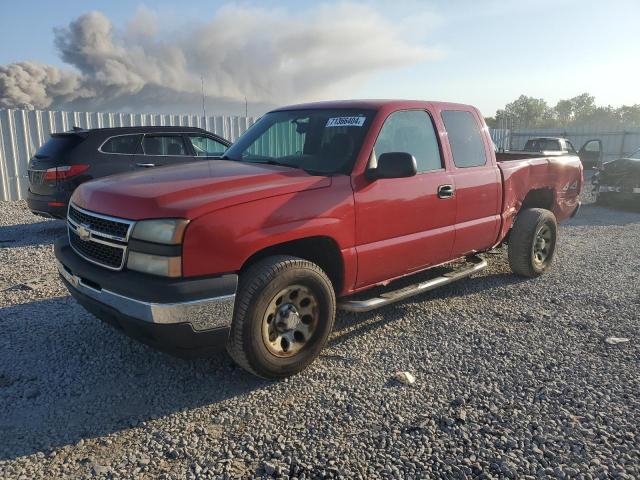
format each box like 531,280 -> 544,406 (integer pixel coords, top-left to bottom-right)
630,148 -> 640,159
224,109 -> 375,174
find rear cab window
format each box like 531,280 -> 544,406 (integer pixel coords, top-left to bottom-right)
100,135 -> 142,154
441,110 -> 487,168
524,139 -> 562,152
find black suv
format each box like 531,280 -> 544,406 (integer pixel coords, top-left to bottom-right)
27,126 -> 231,219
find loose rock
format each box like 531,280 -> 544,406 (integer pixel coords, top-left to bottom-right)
0,186 -> 638,478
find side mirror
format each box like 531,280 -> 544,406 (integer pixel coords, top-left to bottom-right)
367,152 -> 417,180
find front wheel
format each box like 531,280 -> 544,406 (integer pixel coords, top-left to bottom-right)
227,255 -> 336,379
508,208 -> 558,278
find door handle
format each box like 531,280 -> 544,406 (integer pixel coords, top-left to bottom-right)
437,184 -> 454,199
136,163 -> 156,168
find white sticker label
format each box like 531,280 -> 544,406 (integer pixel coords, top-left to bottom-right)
325,116 -> 366,128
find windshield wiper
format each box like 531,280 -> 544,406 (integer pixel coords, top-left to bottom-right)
244,158 -> 328,176
301,168 -> 329,176
244,158 -> 298,169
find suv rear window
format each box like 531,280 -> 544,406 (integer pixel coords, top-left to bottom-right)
101,135 -> 142,154
35,135 -> 82,158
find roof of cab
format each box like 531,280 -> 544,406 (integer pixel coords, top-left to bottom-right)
271,99 -> 475,112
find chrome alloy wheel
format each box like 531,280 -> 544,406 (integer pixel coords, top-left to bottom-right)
532,224 -> 552,265
262,285 -> 319,357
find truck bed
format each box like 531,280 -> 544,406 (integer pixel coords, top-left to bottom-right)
494,152 -> 583,243
496,151 -> 572,162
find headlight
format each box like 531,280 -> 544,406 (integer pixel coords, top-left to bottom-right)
127,251 -> 181,277
131,219 -> 189,244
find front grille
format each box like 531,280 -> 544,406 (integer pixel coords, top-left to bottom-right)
68,204 -> 131,240
69,229 -> 125,269
67,203 -> 133,270
28,170 -> 45,184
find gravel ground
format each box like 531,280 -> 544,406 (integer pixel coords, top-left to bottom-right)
0,185 -> 638,479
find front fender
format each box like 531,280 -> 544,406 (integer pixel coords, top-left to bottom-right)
181,177 -> 356,278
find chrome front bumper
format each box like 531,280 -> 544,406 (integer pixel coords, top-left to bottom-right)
57,260 -> 235,332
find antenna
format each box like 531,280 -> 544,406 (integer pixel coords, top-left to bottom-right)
201,74 -> 206,126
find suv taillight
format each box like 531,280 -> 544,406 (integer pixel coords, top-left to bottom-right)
43,165 -> 89,181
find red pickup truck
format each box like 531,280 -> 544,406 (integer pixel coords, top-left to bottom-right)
54,100 -> 582,379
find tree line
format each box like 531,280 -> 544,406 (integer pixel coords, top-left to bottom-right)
485,93 -> 640,129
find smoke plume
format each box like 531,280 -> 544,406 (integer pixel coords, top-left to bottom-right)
0,4 -> 439,115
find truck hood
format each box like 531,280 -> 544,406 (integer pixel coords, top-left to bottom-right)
71,160 -> 332,220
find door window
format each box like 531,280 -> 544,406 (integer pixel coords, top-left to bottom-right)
100,135 -> 142,154
441,110 -> 487,167
374,110 -> 442,172
142,136 -> 188,156
584,140 -> 600,152
188,136 -> 228,156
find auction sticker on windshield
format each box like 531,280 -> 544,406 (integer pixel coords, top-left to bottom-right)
326,116 -> 366,128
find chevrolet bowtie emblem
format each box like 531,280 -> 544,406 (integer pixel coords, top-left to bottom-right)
76,224 -> 91,241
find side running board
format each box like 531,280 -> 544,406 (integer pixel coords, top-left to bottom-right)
337,255 -> 488,313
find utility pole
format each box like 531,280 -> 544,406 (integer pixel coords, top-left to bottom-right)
201,74 -> 206,127
245,96 -> 248,118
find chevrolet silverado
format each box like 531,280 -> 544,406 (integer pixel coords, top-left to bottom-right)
54,100 -> 583,379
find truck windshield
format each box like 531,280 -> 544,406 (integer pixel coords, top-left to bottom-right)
224,109 -> 375,175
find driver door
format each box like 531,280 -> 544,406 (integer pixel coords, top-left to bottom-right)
353,109 -> 456,288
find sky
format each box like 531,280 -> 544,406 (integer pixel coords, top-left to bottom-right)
0,0 -> 639,116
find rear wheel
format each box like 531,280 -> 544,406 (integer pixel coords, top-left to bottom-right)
227,255 -> 336,379
508,208 -> 557,278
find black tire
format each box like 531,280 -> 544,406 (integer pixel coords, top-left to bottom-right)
507,208 -> 557,278
227,255 -> 336,379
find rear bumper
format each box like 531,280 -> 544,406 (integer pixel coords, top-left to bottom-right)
26,190 -> 70,219
54,236 -> 237,356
